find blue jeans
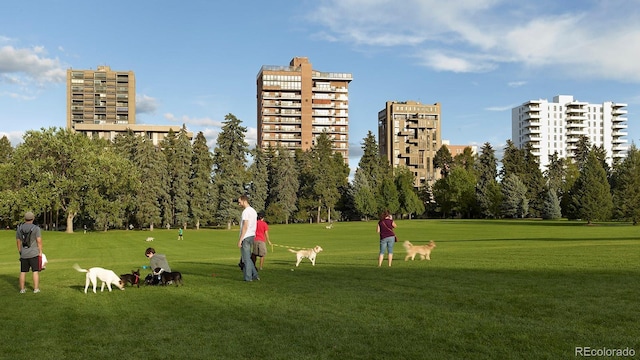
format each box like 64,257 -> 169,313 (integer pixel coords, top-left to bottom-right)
379,236 -> 395,255
241,236 -> 259,281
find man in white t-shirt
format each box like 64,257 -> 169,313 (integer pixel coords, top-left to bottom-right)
238,195 -> 259,282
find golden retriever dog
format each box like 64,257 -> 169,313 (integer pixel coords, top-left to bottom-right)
403,240 -> 436,261
288,246 -> 323,267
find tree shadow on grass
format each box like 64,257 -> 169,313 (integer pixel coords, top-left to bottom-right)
439,236 -> 640,243
441,219 -> 633,227
0,274 -> 18,291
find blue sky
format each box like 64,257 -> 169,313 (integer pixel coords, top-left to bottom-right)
2,0 -> 640,172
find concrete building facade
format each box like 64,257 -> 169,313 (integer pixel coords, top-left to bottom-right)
67,65 -> 136,129
66,65 -> 189,145
257,57 -> 352,161
378,100 -> 442,187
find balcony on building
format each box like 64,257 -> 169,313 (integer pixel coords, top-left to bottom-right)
612,137 -> 628,144
566,128 -> 587,136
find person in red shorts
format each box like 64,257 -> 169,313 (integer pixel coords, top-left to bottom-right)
251,211 -> 272,270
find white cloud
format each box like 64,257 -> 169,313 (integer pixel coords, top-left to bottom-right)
0,74 -> 23,85
417,51 -> 497,73
0,131 -> 25,146
136,94 -> 159,114
508,81 -> 527,88
202,128 -> 220,149
485,105 -> 516,112
0,90 -> 36,101
245,127 -> 257,148
164,113 -> 257,148
307,0 -> 640,82
0,45 -> 66,83
308,0 -> 499,48
164,113 -> 225,127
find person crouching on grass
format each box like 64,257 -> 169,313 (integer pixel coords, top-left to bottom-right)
145,247 -> 172,284
251,211 -> 272,270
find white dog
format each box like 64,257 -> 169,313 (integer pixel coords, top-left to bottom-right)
146,237 -> 154,242
288,246 -> 323,267
73,264 -> 125,294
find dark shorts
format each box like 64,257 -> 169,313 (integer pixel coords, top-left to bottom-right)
252,241 -> 267,257
20,256 -> 41,272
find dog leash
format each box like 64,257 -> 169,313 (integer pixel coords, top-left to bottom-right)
270,243 -> 307,252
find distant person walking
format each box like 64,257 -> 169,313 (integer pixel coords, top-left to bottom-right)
251,211 -> 272,270
376,210 -> 396,267
178,227 -> 183,240
237,195 -> 259,282
16,211 -> 43,293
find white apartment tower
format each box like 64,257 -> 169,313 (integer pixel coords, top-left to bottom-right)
512,95 -> 628,170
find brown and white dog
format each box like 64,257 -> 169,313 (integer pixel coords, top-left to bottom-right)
289,246 -> 323,267
403,241 -> 436,261
74,264 -> 125,293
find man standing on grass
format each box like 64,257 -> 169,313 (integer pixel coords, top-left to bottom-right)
16,211 -> 43,294
238,195 -> 259,282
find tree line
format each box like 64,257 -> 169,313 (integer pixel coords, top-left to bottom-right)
430,136 -> 640,224
0,114 -> 350,232
1,114 -> 638,232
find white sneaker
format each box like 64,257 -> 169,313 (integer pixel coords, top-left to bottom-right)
19,289 -> 26,294
33,289 -> 40,294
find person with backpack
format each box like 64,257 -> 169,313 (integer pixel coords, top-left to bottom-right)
16,211 -> 43,294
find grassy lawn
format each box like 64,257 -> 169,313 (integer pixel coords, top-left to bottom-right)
1,220 -> 639,359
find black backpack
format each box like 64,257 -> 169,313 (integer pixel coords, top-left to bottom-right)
19,223 -> 37,248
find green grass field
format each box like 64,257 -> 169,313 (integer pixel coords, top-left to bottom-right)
2,220 -> 639,360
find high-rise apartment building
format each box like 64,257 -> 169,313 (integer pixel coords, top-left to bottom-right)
67,65 -> 136,129
378,100 -> 442,187
66,65 -> 190,144
512,95 -> 628,170
257,57 -> 352,161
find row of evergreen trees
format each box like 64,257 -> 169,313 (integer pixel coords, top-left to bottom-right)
0,114 -> 416,232
1,114 -> 638,231
430,136 -> 640,224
